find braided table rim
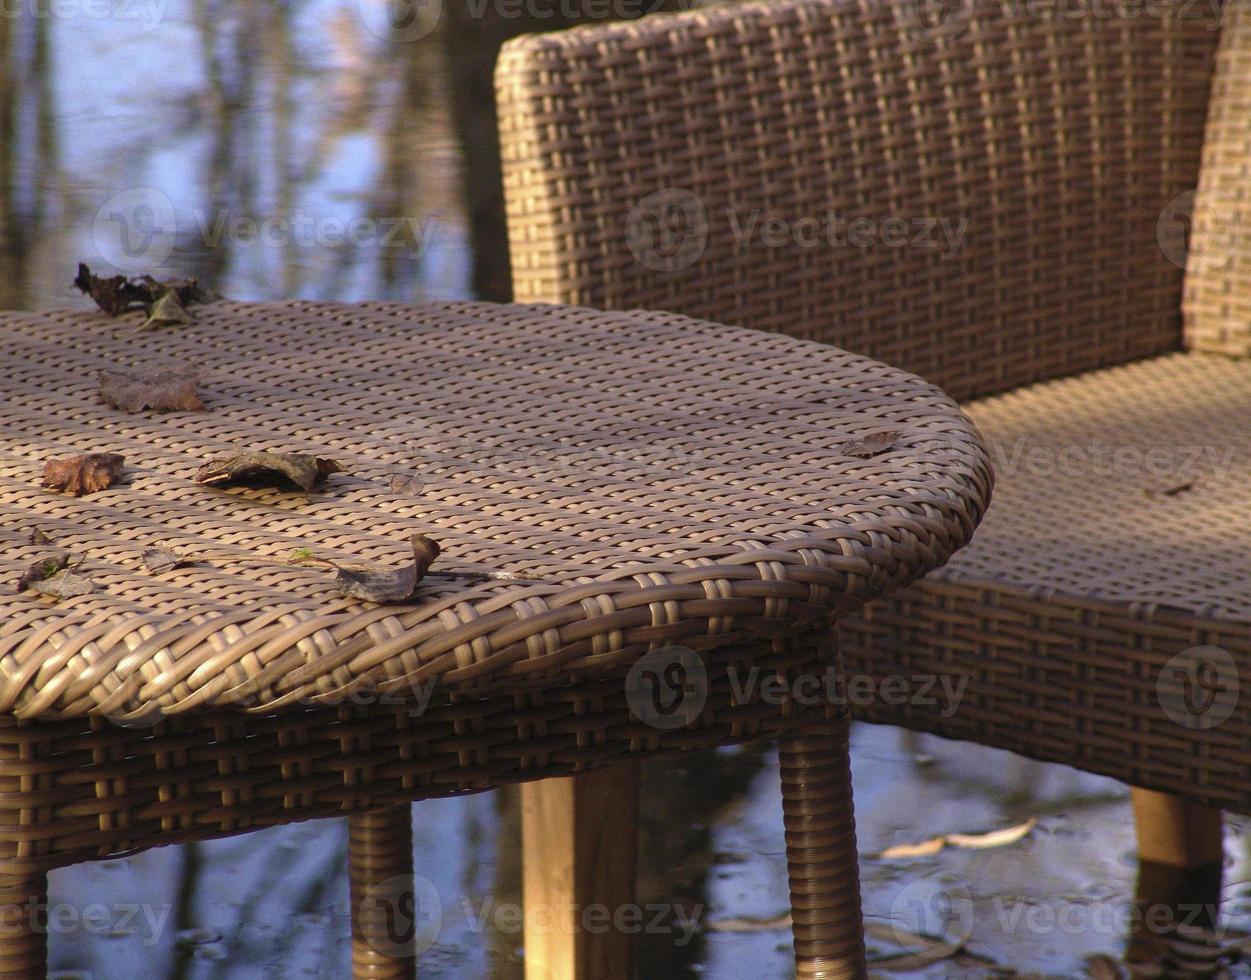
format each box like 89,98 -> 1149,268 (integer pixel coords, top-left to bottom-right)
0,300 -> 992,723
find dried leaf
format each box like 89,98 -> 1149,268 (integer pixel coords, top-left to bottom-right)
194,451 -> 343,494
1146,479 -> 1197,497
98,365 -> 205,413
877,817 -> 1037,860
842,430 -> 901,459
42,453 -> 125,496
27,528 -> 52,545
26,569 -> 96,599
335,534 -> 440,603
142,546 -> 193,573
140,289 -> 193,330
74,262 -> 212,318
16,551 -> 70,592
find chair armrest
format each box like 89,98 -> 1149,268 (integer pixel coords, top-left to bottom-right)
497,0 -> 1219,401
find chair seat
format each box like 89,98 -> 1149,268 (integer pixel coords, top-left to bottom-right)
840,351 -> 1251,810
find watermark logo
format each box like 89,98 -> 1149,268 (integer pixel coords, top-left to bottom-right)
625,645 -> 707,730
358,873 -> 443,958
92,187 -> 177,272
0,0 -> 170,30
358,0 -> 442,43
625,188 -> 709,273
1157,188 -> 1241,272
893,0 -> 976,40
1157,645 -> 1238,731
885,874 -> 974,952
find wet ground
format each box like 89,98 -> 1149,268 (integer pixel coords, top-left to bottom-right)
4,2 -> 1249,977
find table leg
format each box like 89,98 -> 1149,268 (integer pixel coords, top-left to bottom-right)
0,870 -> 45,978
349,804 -> 416,979
521,764 -> 639,979
779,714 -> 867,980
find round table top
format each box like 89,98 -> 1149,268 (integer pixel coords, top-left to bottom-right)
0,300 -> 991,722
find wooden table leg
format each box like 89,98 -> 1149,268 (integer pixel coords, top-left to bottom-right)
349,804 -> 416,979
0,870 -> 44,979
521,764 -> 639,979
779,714 -> 867,980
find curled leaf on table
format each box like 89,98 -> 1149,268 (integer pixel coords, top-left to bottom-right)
73,263 -> 213,319
16,551 -> 69,592
25,568 -> 96,599
335,535 -> 441,603
141,290 -> 194,330
27,528 -> 52,545
142,546 -> 195,574
42,453 -> 125,496
841,430 -> 901,459
194,451 -> 344,495
99,365 -> 205,413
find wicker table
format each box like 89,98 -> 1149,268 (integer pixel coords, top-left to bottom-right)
0,300 -> 990,978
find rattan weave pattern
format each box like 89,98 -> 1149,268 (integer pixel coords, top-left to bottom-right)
497,0 -> 1220,402
1186,0 -> 1251,356
0,300 -> 990,723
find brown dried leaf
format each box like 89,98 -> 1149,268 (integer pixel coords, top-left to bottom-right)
26,569 -> 96,600
140,289 -> 193,330
335,535 -> 440,603
389,472 -> 424,495
98,365 -> 205,413
194,451 -> 343,494
42,453 -> 125,496
842,430 -> 901,459
142,546 -> 193,574
74,263 -> 213,318
27,528 -> 53,545
16,551 -> 70,592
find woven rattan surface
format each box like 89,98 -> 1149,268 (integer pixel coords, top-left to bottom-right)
841,351 -> 1251,808
1186,0 -> 1251,356
497,0 -> 1220,403
0,300 -> 990,724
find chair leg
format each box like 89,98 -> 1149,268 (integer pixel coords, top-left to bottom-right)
349,805 -> 416,979
1131,787 -> 1223,868
0,869 -> 46,978
521,764 -> 639,980
779,715 -> 867,980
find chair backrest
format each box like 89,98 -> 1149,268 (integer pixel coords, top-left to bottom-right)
498,0 -> 1222,402
1185,0 -> 1251,357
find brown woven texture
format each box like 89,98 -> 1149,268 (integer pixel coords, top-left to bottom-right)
1185,0 -> 1251,356
497,0 -> 1220,403
0,300 -> 988,722
497,0 -> 1251,812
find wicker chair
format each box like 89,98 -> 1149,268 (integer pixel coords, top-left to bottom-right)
497,0 -> 1251,963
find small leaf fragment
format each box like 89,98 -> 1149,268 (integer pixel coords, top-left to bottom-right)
335,534 -> 441,603
141,290 -> 193,330
27,528 -> 53,545
16,551 -> 70,592
42,453 -> 125,496
98,365 -> 205,413
842,430 -> 901,459
26,569 -> 96,599
142,546 -> 193,574
194,451 -> 344,494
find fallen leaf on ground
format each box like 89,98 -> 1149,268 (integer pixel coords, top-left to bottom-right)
1146,479 -> 1197,497
98,365 -> 205,413
16,551 -> 70,592
335,535 -> 440,603
194,451 -> 343,494
74,263 -> 212,318
142,546 -> 194,573
25,569 -> 96,599
877,817 -> 1037,859
140,289 -> 193,330
42,453 -> 125,496
842,430 -> 901,458
27,528 -> 52,545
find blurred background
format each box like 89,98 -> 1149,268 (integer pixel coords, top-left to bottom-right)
2,1 -> 1249,976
